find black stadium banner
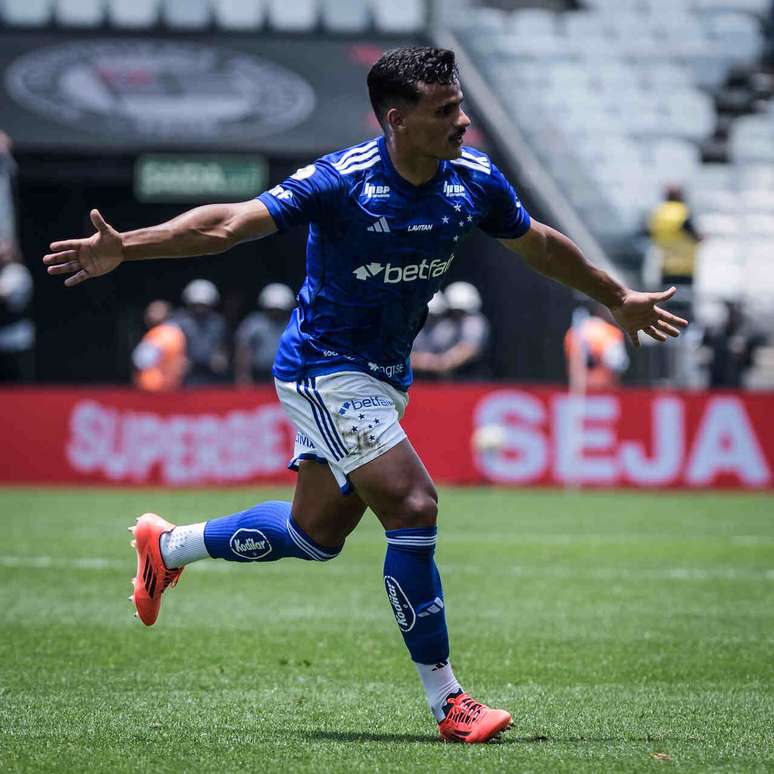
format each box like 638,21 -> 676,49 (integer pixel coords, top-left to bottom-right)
0,34 -> 399,154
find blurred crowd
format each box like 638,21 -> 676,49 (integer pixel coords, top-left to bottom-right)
0,121 -> 768,392
132,279 -> 297,391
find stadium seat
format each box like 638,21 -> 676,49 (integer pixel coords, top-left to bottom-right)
212,0 -> 264,30
0,0 -> 52,25
746,214 -> 774,236
320,0 -> 369,32
267,0 -> 317,31
662,90 -> 715,141
693,0 -> 770,15
161,0 -> 210,29
729,116 -> 774,164
738,163 -> 774,190
508,8 -> 556,37
107,0 -> 158,28
371,0 -> 425,34
563,12 -> 610,39
696,212 -> 740,237
55,0 -> 103,26
694,239 -> 745,299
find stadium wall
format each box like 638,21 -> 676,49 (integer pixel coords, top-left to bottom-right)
1,385 -> 772,490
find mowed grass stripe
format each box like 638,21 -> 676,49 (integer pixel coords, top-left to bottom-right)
0,487 -> 772,773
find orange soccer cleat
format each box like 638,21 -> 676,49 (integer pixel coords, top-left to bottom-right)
128,513 -> 183,626
438,692 -> 513,744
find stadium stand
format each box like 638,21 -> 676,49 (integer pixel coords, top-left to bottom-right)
446,0 -> 774,388
0,0 -> 426,33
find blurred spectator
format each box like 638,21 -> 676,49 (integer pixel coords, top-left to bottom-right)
701,301 -> 763,389
411,291 -> 450,379
174,279 -> 229,386
235,283 -> 295,385
564,305 -> 629,391
411,282 -> 490,379
0,239 -> 34,382
0,131 -> 18,244
132,300 -> 186,392
646,185 -> 702,292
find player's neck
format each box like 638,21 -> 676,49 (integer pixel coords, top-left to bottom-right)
385,136 -> 439,187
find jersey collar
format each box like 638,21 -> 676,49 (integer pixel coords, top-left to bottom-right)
377,135 -> 447,197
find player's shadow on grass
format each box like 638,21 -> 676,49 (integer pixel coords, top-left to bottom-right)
307,731 -> 684,746
305,730 -> 521,745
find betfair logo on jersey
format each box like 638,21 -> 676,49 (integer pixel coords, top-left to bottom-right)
443,182 -> 466,197
364,183 -> 391,199
352,256 -> 454,283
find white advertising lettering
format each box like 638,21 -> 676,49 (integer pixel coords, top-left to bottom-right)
473,391 -> 547,482
66,400 -> 291,484
554,395 -> 619,485
472,391 -> 770,488
685,397 -> 770,486
620,397 -> 683,485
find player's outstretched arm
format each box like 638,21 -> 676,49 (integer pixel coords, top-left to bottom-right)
43,200 -> 277,288
500,220 -> 688,347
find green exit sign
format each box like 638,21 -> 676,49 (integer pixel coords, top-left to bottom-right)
135,154 -> 268,202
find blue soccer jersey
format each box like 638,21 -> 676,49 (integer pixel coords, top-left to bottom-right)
257,135 -> 531,392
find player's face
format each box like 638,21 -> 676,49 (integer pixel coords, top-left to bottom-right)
401,81 -> 471,161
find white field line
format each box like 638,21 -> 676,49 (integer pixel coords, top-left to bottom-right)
0,555 -> 772,581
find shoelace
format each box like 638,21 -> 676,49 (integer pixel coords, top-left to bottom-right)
162,569 -> 182,589
447,695 -> 485,727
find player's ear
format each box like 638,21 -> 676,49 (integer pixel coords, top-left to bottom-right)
386,106 -> 406,133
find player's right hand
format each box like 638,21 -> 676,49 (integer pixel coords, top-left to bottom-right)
43,209 -> 124,287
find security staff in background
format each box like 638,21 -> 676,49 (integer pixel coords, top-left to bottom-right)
648,185 -> 702,292
132,300 -> 186,392
174,279 -> 229,386
235,283 -> 295,385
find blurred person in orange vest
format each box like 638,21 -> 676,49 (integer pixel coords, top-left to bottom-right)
564,305 -> 629,390
132,299 -> 186,392
648,185 -> 701,289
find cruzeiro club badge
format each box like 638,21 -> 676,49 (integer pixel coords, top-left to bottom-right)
5,40 -> 315,142
384,575 -> 416,632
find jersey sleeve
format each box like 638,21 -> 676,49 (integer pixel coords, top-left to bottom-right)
256,160 -> 342,232
477,163 -> 532,239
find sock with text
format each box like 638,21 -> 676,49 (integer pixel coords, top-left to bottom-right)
383,526 -> 462,720
160,501 -> 342,568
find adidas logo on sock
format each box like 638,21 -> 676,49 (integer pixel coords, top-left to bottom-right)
367,216 -> 390,233
417,596 -> 444,618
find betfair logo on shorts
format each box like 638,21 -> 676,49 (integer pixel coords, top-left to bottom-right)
338,395 -> 394,414
352,256 -> 454,283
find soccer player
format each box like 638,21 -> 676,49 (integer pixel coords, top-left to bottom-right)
43,47 -> 688,743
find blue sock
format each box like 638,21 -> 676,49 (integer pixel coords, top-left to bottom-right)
203,501 -> 342,563
383,526 -> 449,664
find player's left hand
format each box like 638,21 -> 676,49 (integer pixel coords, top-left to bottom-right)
609,286 -> 688,348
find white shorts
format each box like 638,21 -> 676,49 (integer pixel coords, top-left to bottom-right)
275,371 -> 409,493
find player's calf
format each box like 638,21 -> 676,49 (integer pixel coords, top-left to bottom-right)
161,500 -> 343,568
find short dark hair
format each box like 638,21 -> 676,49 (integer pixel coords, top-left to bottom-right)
367,47 -> 459,127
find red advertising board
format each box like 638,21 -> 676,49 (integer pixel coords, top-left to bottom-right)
0,385 -> 772,489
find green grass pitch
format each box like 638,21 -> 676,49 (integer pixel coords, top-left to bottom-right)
1,487 -> 772,772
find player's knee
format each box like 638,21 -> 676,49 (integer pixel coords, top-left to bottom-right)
298,526 -> 346,559
395,490 -> 438,529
